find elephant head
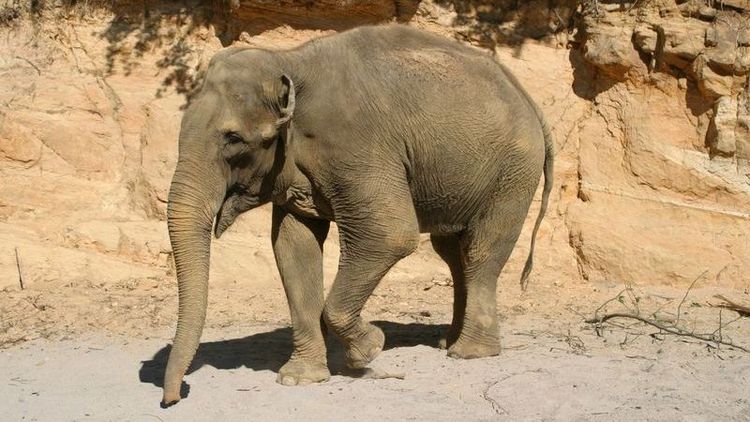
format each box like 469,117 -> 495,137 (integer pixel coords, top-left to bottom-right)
162,51 -> 295,406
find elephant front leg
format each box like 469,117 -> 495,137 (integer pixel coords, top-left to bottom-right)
272,205 -> 331,386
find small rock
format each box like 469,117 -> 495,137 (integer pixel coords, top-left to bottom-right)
430,274 -> 453,288
698,6 -> 718,20
705,27 -> 719,48
709,96 -> 739,157
693,56 -> 734,98
582,23 -> 644,80
634,25 -> 657,54
739,30 -> 750,47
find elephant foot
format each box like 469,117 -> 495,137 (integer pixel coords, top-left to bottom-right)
277,357 -> 330,386
437,327 -> 460,350
345,324 -> 385,369
447,337 -> 500,359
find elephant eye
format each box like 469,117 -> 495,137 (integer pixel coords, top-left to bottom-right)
224,131 -> 245,144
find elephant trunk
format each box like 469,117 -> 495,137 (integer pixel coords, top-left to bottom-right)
162,157 -> 225,406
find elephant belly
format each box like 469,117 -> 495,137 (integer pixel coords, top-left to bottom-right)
406,133 -> 537,235
411,190 -> 477,235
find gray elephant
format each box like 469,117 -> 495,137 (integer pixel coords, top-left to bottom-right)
161,24 -> 553,406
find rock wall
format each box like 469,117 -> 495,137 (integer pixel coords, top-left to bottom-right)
0,0 -> 748,296
570,0 -> 750,287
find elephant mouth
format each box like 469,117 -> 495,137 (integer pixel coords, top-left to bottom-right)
214,185 -> 262,238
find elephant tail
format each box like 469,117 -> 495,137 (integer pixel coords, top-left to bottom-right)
494,60 -> 555,290
520,112 -> 554,291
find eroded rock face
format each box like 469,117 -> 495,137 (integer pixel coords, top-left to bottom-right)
582,1 -> 750,161
0,0 -> 748,295
568,0 -> 750,286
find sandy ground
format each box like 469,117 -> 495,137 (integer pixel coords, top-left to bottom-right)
2,223 -> 749,421
3,281 -> 750,421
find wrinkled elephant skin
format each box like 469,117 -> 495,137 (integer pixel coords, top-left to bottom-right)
162,24 -> 553,406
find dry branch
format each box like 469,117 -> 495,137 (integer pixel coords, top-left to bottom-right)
712,295 -> 750,317
675,270 -> 706,327
585,313 -> 749,353
586,272 -> 749,354
15,247 -> 24,290
337,367 -> 406,381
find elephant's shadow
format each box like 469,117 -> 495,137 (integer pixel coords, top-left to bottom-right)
139,321 -> 447,398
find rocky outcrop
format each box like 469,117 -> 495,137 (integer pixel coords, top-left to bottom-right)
569,0 -> 750,286
0,0 -> 748,302
582,1 -> 750,160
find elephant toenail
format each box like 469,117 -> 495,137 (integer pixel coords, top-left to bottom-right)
282,376 -> 297,386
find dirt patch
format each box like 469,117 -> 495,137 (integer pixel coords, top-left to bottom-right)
3,285 -> 749,420
3,252 -> 749,418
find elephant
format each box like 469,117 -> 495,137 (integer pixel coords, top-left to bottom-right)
161,24 -> 553,406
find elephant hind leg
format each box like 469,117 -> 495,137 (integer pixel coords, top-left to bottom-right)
323,176 -> 420,369
430,234 -> 465,350
324,227 -> 419,368
447,198 -> 532,359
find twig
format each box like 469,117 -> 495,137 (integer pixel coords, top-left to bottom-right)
710,313 -> 744,341
592,287 -> 629,321
337,368 -> 406,381
625,284 -> 641,315
649,297 -> 676,321
15,247 -> 24,290
585,313 -> 749,353
712,294 -> 750,317
718,308 -> 723,343
362,369 -> 405,380
675,270 -> 707,327
565,328 -> 587,355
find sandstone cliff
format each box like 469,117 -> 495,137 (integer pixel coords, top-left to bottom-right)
0,0 -> 748,343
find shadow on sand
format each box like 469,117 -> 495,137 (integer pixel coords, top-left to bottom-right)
139,321 -> 448,400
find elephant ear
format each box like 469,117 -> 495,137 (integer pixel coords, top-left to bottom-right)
215,191 -> 259,238
275,74 -> 295,127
